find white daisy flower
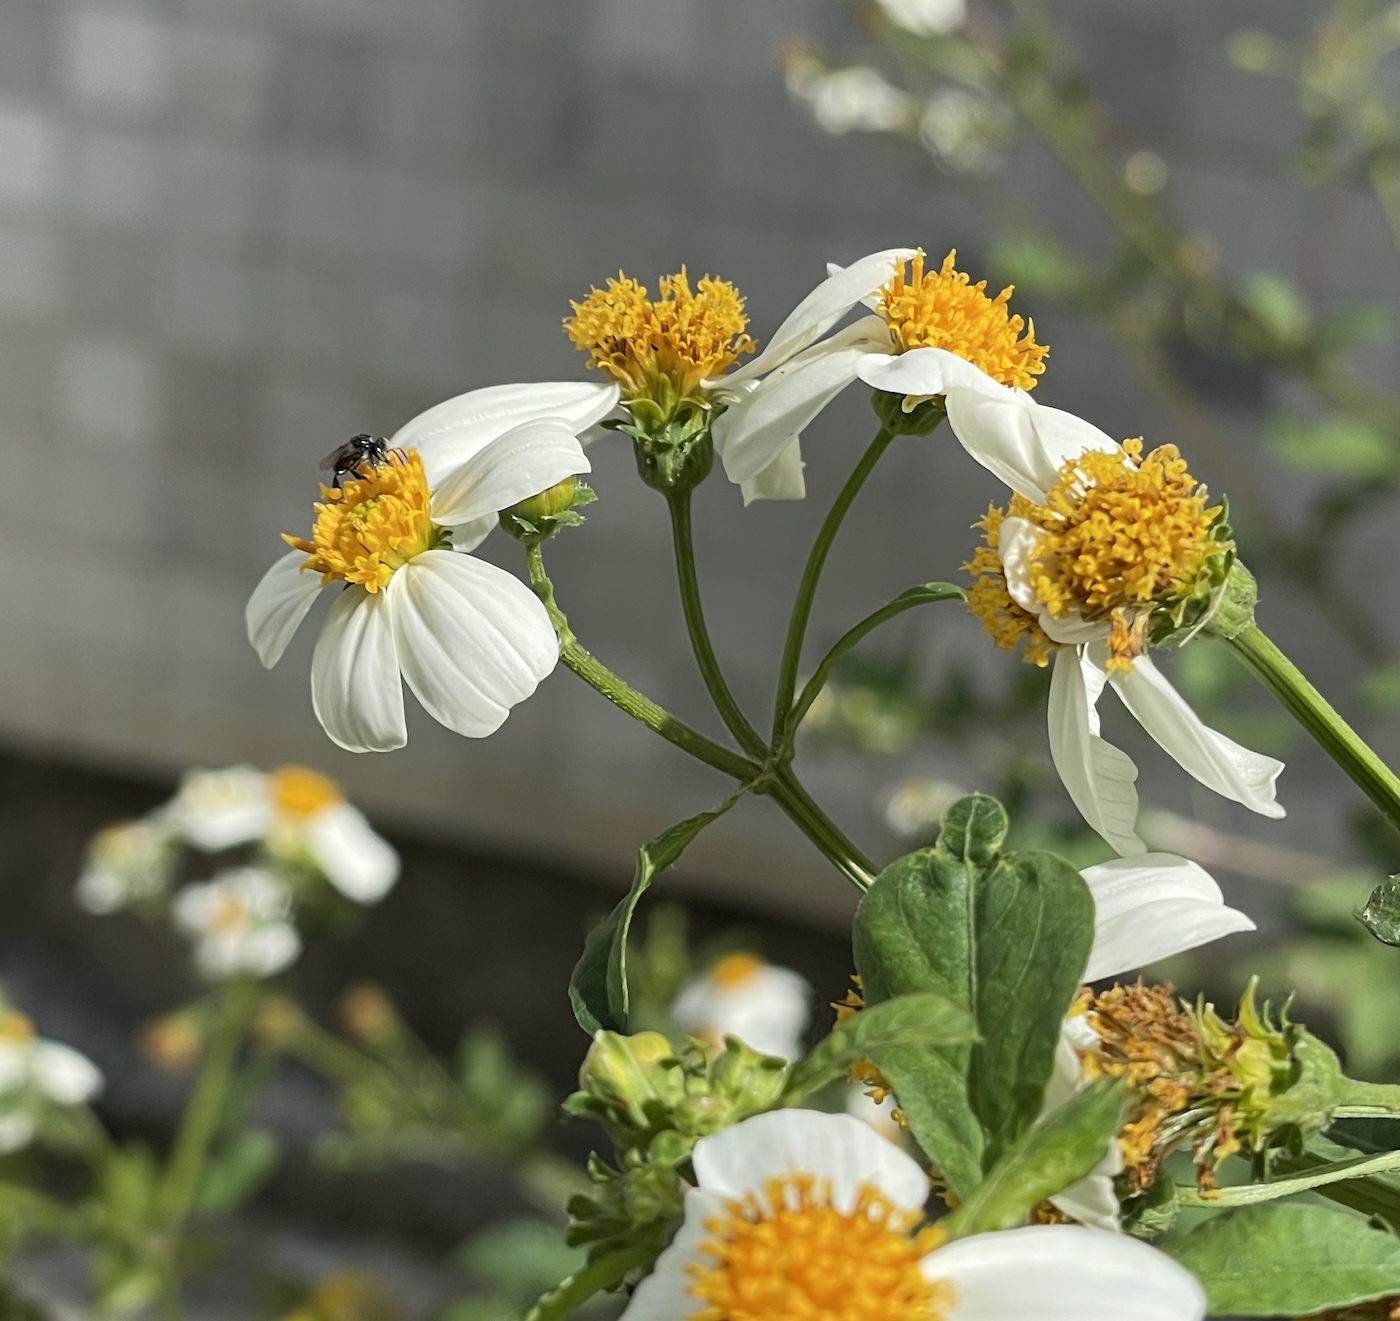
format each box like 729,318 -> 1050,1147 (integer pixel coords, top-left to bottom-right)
671,954 -> 811,1062
0,1009 -> 103,1154
246,382 -> 616,753
1046,853 -> 1255,1230
954,389 -> 1284,855
623,1109 -> 1205,1321
163,765 -> 271,851
172,867 -> 302,980
876,0 -> 966,36
76,817 -> 177,914
710,248 -> 1046,502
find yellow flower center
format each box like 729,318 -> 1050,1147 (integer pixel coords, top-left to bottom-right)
964,439 -> 1226,671
709,953 -> 767,990
564,269 -> 755,413
284,449 -> 441,593
269,766 -> 343,819
209,893 -> 250,936
688,1174 -> 949,1321
879,250 -> 1048,390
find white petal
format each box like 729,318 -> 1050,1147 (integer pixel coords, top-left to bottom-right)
931,1225 -> 1205,1321
304,801 -> 400,904
717,346 -> 867,487
0,1114 -> 35,1153
166,767 -> 272,852
246,550 -> 323,669
1049,1161 -> 1124,1233
1111,656 -> 1286,818
1049,649 -> 1145,856
739,437 -> 807,504
1083,852 -> 1255,982
858,346 -> 1018,401
692,1109 -> 929,1215
388,550 -> 557,739
429,418 -> 591,527
237,924 -> 302,976
945,390 -> 1121,503
398,381 -> 619,486
618,1189 -> 722,1321
721,248 -> 916,386
998,516 -> 1045,616
30,1042 -> 103,1105
445,515 -> 499,554
310,587 -> 407,754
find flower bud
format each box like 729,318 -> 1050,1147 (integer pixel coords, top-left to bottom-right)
576,1030 -> 682,1131
498,477 -> 598,543
339,983 -> 398,1045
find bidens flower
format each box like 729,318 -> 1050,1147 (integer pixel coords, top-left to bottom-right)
247,384 -> 609,753
76,817 -> 177,914
173,867 -> 301,980
712,248 -> 1046,502
954,392 -> 1282,855
671,954 -> 811,1063
622,1109 -> 1205,1321
0,1004 -> 103,1154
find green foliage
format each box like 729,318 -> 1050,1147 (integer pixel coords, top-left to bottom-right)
1241,271 -> 1312,345
988,236 -> 1081,298
193,1127 -> 279,1215
1269,415 -> 1399,478
852,794 -> 1095,1196
1163,1203 -> 1400,1315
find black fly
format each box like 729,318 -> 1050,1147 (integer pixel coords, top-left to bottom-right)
319,434 -> 393,487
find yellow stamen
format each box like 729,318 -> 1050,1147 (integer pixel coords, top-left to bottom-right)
269,766 -> 343,819
879,250 -> 1048,390
830,978 -> 906,1127
688,1174 -> 949,1321
709,953 -> 767,990
284,449 -> 441,593
963,500 -> 1057,666
564,269 -> 755,409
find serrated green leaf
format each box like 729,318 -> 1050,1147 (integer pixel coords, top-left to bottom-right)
853,795 -> 1094,1197
1163,1203 -> 1400,1315
569,792 -> 744,1035
782,992 -> 976,1104
943,1079 -> 1124,1236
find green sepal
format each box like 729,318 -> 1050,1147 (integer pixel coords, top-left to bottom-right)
569,791 -> 744,1035
781,992 -> 976,1105
852,794 -> 1095,1196
870,390 -> 947,436
1162,1203 -> 1400,1316
942,1080 -> 1124,1237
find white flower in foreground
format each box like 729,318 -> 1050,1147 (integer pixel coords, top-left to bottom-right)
0,1009 -> 103,1154
622,1109 -> 1205,1321
247,382 -> 614,753
877,0 -> 966,36
76,817 -> 177,914
955,389 -> 1283,855
671,954 -> 810,1062
710,248 -> 1046,502
1046,853 -> 1255,1230
173,867 -> 302,980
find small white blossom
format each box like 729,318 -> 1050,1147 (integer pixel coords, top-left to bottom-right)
672,955 -> 810,1062
0,1010 -> 103,1154
876,0 -> 965,36
76,818 -> 177,914
172,867 -> 302,980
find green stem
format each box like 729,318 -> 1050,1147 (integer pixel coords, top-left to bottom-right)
1225,622 -> 1400,837
771,427 -> 896,741
1335,1077 -> 1400,1119
523,1243 -> 654,1321
772,768 -> 876,889
1176,1148 -> 1400,1208
526,543 -> 759,783
666,490 -> 769,760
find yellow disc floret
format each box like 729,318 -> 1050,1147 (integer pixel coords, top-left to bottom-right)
963,500 -> 1057,667
879,250 -> 1048,390
564,269 -> 755,414
285,449 -> 441,593
709,953 -> 767,990
269,766 -> 343,819
687,1174 -> 950,1321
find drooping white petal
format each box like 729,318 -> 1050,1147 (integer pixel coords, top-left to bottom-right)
997,518 -> 1111,646
692,1109 -> 929,1215
30,1042 -> 103,1105
739,437 -> 807,504
1083,853 -> 1255,982
303,800 -> 400,904
857,346 -> 1019,401
247,550 -> 323,669
400,381 -> 619,486
721,248 -> 916,387
946,390 -> 1121,503
1048,649 -> 1145,856
618,1188 -> 723,1321
429,418 -> 591,527
1111,655 -> 1285,819
388,550 -> 556,739
310,587 -> 407,754
929,1224 -> 1206,1321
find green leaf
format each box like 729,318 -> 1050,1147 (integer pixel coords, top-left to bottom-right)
1267,416 -> 1398,479
852,794 -> 1094,1196
194,1128 -> 280,1214
1243,271 -> 1312,344
1163,1203 -> 1400,1315
782,992 -> 976,1104
943,1080 -> 1124,1236
569,792 -> 743,1035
